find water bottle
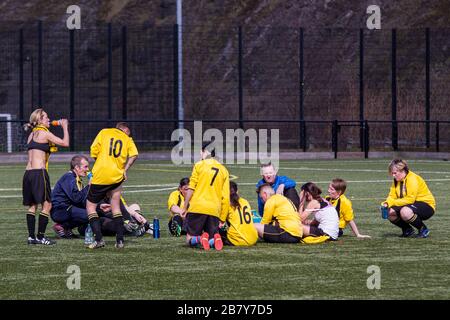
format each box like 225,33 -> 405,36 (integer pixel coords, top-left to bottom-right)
84,224 -> 94,245
87,171 -> 93,180
51,120 -> 61,126
153,217 -> 160,239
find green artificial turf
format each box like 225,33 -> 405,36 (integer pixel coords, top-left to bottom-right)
0,159 -> 449,299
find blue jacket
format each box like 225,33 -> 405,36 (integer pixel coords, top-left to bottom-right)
51,171 -> 89,211
256,175 -> 296,216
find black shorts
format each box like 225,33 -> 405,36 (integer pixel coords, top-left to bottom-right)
309,226 -> 326,237
391,201 -> 435,221
22,169 -> 51,206
87,181 -> 123,204
263,224 -> 301,243
185,212 -> 220,237
218,227 -> 233,246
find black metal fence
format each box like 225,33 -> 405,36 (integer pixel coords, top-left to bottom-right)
1,22 -> 450,154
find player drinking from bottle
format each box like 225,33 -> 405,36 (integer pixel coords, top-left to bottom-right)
22,108 -> 69,246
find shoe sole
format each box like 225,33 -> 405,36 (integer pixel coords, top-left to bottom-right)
200,233 -> 210,251
214,234 -> 223,251
88,242 -> 105,249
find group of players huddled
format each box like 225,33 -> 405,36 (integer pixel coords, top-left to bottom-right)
22,109 -> 436,249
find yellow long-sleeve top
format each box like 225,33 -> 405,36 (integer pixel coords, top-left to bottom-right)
188,158 -> 230,221
226,197 -> 258,246
385,171 -> 435,210
261,194 -> 303,238
167,190 -> 184,217
326,194 -> 354,229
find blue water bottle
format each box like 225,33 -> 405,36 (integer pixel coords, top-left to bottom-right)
153,217 -> 160,239
84,224 -> 94,245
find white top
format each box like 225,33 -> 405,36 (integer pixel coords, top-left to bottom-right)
314,204 -> 339,240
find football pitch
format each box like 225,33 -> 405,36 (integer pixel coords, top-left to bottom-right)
0,159 -> 449,300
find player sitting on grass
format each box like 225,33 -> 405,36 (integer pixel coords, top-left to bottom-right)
167,177 -> 189,237
253,183 -> 303,243
218,181 -> 258,246
325,178 -> 370,238
299,182 -> 339,241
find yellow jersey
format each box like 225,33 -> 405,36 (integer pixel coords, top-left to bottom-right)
168,190 -> 184,216
261,194 -> 303,238
188,158 -> 230,221
226,197 -> 258,246
326,194 -> 354,229
90,128 -> 138,185
385,171 -> 435,210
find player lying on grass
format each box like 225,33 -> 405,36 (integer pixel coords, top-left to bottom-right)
167,177 -> 189,237
298,182 -> 339,241
218,181 -> 258,246
94,196 -> 151,237
325,178 -> 370,238
253,183 -> 303,243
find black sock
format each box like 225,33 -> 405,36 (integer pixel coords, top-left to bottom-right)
390,217 -> 411,231
89,217 -> 103,242
407,214 -> 425,231
144,221 -> 150,230
26,213 -> 36,238
37,212 -> 49,239
113,215 -> 124,242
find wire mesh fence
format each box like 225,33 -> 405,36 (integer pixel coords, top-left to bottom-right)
0,23 -> 450,154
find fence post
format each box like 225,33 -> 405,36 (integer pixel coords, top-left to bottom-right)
391,29 -> 398,151
425,28 -> 431,148
435,121 -> 440,152
122,25 -> 127,120
238,26 -> 244,129
332,120 -> 338,159
38,20 -> 42,106
69,29 -> 75,151
19,29 -> 24,121
364,120 -> 370,159
173,24 -> 179,131
107,23 -> 112,124
359,28 -> 365,151
299,27 -> 306,151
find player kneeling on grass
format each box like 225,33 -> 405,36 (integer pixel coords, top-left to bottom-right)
167,177 -> 189,237
325,178 -> 370,238
181,141 -> 230,251
298,182 -> 339,241
51,155 -> 90,239
218,181 -> 258,246
253,184 -> 303,243
381,159 -> 435,238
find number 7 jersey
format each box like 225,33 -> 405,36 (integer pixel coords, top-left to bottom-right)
90,128 -> 139,185
188,158 -> 230,220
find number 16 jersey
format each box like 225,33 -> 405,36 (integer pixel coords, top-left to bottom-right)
90,128 -> 138,185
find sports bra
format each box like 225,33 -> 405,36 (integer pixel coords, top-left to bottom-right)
27,138 -> 51,153
27,126 -> 51,154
